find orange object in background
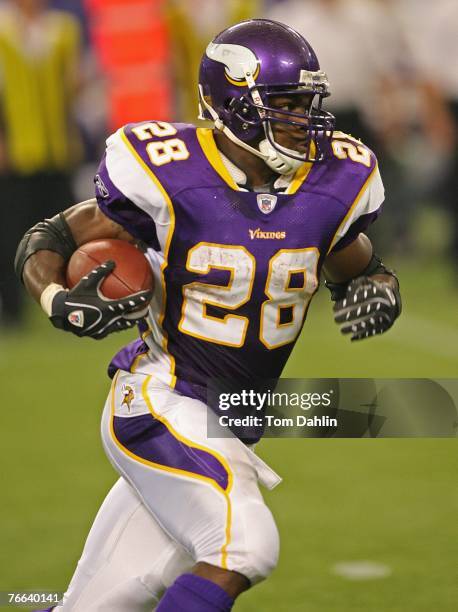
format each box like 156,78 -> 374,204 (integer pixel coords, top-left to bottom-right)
85,0 -> 171,130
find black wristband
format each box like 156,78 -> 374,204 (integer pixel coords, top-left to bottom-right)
325,253 -> 399,301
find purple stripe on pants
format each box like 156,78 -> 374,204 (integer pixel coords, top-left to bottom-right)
112,414 -> 229,491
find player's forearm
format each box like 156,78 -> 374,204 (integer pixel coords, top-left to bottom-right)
15,210 -> 78,310
323,235 -> 399,290
323,233 -> 373,283
16,200 -> 136,308
22,251 -> 67,304
16,201 -> 151,338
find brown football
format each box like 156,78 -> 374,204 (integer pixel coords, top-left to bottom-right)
66,239 -> 154,299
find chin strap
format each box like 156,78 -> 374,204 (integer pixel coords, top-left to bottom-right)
259,138 -> 305,175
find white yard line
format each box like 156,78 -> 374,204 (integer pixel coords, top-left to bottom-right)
332,560 -> 392,580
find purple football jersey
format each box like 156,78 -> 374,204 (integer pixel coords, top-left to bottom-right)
95,121 -> 383,405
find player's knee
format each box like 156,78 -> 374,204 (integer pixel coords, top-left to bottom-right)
227,501 -> 280,585
242,503 -> 280,584
197,501 -> 279,586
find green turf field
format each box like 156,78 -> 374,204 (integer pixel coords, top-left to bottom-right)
1,258 -> 457,611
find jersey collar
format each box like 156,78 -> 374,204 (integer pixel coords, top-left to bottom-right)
196,127 -> 313,194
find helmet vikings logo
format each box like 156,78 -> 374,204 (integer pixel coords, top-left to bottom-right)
257,193 -> 277,214
206,42 -> 260,86
121,385 -> 135,413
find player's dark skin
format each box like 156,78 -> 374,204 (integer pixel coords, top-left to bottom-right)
22,95 -> 396,601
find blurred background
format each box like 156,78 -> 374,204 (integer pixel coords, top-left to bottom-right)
0,1 -> 456,611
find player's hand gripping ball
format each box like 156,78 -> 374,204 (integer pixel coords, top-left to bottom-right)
333,276 -> 401,341
50,239 -> 154,339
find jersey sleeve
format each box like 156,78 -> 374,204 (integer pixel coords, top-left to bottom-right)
94,127 -> 172,251
328,164 -> 385,253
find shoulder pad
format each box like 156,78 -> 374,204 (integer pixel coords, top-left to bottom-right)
119,121 -> 207,197
330,131 -> 376,170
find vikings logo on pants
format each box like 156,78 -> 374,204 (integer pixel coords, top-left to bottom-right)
121,384 -> 135,412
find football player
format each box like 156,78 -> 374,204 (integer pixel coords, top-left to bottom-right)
17,19 -> 401,612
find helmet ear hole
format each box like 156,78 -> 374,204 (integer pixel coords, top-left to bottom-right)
228,97 -> 259,124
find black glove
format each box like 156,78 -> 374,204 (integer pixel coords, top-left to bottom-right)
333,276 -> 401,342
50,260 -> 152,339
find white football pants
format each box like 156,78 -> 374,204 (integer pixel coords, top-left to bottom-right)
59,370 -> 281,611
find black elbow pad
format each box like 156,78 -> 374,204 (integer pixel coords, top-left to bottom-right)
14,212 -> 77,282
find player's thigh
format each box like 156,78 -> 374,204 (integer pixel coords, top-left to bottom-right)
101,371 -> 280,584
